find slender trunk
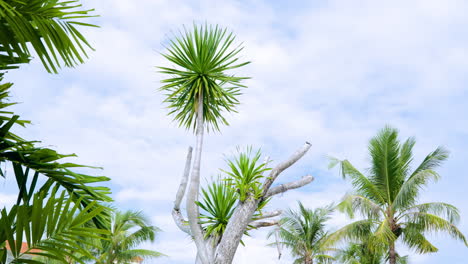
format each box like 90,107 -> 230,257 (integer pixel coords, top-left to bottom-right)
389,242 -> 396,264
304,255 -> 312,264
186,94 -> 209,263
214,198 -> 259,264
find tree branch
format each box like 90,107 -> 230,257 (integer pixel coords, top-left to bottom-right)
174,147 -> 193,210
250,220 -> 279,228
251,210 -> 282,221
172,147 -> 193,235
262,142 -> 312,194
266,175 -> 314,198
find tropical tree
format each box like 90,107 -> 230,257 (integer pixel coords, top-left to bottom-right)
328,126 -> 468,264
160,24 -> 315,264
94,210 -> 163,264
270,203 -> 335,264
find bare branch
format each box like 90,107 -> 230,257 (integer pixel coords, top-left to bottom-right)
174,147 -> 193,210
250,220 -> 279,228
172,147 -> 193,235
172,209 -> 191,234
251,210 -> 282,221
266,175 -> 314,198
263,142 -> 312,194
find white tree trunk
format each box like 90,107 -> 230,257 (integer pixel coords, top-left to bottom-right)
186,94 -> 210,263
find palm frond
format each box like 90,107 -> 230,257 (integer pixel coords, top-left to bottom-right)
0,189 -> 108,263
0,0 -> 97,74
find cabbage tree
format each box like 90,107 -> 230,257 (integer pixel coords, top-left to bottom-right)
159,24 -> 315,264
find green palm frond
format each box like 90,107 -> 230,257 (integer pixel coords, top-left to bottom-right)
337,194 -> 384,219
0,82 -> 111,228
0,0 -> 97,74
393,169 -> 440,210
159,23 -> 250,131
325,220 -> 375,247
329,157 -> 386,205
368,126 -> 403,204
0,189 -> 108,264
400,223 -> 438,254
402,212 -> 467,246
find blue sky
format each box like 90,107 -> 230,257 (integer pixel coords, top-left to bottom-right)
1,0 -> 468,263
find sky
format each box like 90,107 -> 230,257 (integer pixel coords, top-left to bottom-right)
1,0 -> 468,263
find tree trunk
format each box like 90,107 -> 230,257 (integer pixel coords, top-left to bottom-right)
304,255 -> 313,264
214,198 -> 259,264
389,242 -> 396,264
186,94 -> 210,264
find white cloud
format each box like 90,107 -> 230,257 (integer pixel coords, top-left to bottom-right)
2,0 -> 468,263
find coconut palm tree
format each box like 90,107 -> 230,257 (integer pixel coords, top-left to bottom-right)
270,203 -> 335,264
329,126 -> 468,264
159,23 -> 249,263
94,210 -> 163,264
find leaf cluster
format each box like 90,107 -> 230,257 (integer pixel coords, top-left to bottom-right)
159,24 -> 250,131
0,0 -> 97,75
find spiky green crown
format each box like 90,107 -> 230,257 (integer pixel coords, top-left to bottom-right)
159,24 -> 250,132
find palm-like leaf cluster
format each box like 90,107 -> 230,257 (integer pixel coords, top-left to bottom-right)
0,82 -> 112,263
271,203 -> 335,264
197,179 -> 237,240
196,148 -> 270,244
95,210 -> 163,264
159,24 -> 250,131
0,0 -> 96,74
223,147 -> 270,201
0,188 -> 108,263
329,126 -> 467,263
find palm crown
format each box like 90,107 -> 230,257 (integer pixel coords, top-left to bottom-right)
159,24 -> 250,131
271,203 -> 335,264
329,126 -> 467,263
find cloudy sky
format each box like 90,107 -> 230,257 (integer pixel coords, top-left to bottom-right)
2,0 -> 468,263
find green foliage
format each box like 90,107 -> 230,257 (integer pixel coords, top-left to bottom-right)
196,148 -> 270,242
197,179 -> 237,240
223,147 -> 270,201
336,240 -> 408,264
328,126 -> 467,259
159,24 -> 250,131
0,188 -> 108,264
270,202 -> 335,264
94,210 -> 163,264
0,82 -> 112,263
0,0 -> 97,74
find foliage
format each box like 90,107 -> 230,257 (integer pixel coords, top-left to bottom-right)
197,148 -> 270,242
270,202 -> 335,264
0,187 -> 108,263
336,239 -> 408,264
158,24 -> 250,131
0,0 -> 97,74
197,179 -> 237,240
328,126 -> 467,261
94,210 -> 163,264
223,147 -> 270,201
